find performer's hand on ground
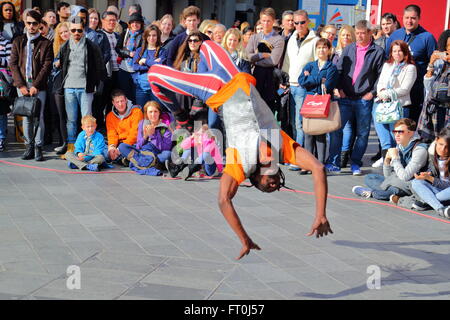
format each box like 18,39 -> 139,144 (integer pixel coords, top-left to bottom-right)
307,217 -> 333,238
236,238 -> 260,260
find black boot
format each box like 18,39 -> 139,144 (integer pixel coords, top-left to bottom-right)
341,151 -> 350,168
54,142 -> 67,155
371,143 -> 382,161
381,149 -> 388,162
165,160 -> 187,178
21,144 -> 35,160
182,164 -> 202,180
35,146 -> 44,162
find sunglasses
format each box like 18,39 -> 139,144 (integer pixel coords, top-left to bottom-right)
294,21 -> 307,25
4,8 -> 13,12
392,130 -> 407,135
70,28 -> 84,34
188,39 -> 200,43
26,21 -> 39,26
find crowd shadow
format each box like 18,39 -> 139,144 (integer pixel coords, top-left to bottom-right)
295,239 -> 450,299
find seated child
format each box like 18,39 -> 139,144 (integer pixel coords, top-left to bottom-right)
66,115 -> 106,172
166,124 -> 223,180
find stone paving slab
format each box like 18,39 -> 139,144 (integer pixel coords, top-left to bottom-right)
1,133 -> 450,300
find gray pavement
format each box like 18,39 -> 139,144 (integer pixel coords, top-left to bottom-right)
0,128 -> 450,300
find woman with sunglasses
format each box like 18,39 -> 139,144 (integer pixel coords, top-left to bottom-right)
173,31 -> 207,126
0,1 -> 23,41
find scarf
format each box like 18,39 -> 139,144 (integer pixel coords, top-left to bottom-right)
25,32 -> 40,81
387,62 -> 406,89
126,30 -> 142,67
398,138 -> 418,167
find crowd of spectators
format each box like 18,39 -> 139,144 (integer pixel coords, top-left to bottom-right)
0,2 -> 449,217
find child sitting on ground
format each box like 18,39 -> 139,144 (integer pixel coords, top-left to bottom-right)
166,124 -> 223,180
66,115 -> 106,172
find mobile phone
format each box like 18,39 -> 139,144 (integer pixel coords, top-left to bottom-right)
438,51 -> 448,59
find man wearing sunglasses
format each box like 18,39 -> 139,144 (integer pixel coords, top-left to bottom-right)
281,10 -> 318,170
57,16 -> 106,156
352,118 -> 428,202
10,10 -> 53,161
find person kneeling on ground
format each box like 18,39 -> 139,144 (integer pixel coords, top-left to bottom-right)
166,124 -> 223,180
66,115 -> 106,172
352,118 -> 428,201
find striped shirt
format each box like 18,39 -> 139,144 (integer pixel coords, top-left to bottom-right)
0,36 -> 12,69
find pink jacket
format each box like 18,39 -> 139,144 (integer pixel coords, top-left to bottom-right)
180,133 -> 223,172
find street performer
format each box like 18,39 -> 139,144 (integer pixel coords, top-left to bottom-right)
149,40 -> 332,260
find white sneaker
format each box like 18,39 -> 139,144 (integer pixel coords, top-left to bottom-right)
372,158 -> 384,168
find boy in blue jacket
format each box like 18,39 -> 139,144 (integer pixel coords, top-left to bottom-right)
65,115 -> 106,172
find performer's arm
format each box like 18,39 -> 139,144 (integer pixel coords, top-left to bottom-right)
218,173 -> 261,260
293,145 -> 333,238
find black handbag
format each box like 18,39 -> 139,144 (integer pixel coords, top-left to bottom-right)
0,71 -> 14,102
11,96 -> 41,117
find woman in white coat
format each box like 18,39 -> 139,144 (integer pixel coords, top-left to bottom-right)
374,40 -> 417,163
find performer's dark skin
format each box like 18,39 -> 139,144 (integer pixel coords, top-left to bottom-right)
218,144 -> 333,260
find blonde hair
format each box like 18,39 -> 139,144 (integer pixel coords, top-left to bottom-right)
336,25 -> 356,52
222,28 -> 247,61
143,101 -> 162,120
53,22 -> 70,55
240,21 -> 250,33
199,21 -> 216,35
81,115 -> 97,126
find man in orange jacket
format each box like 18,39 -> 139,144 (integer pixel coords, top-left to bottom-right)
105,89 -> 143,164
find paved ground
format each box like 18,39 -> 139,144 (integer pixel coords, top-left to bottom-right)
0,126 -> 450,300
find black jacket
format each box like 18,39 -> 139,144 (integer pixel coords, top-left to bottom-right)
58,38 -> 106,94
336,41 -> 385,98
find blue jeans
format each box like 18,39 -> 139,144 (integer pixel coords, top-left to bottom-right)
372,107 -> 396,150
65,88 -> 94,143
208,108 -> 222,130
342,119 -> 355,152
365,173 -> 405,200
289,85 -> 306,146
118,143 -> 171,164
118,69 -> 136,104
135,85 -> 160,109
182,149 -> 217,176
328,98 -> 373,167
0,114 -> 7,139
17,88 -> 46,147
411,179 -> 450,211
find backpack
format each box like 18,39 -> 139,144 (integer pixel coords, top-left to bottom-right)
432,62 -> 450,104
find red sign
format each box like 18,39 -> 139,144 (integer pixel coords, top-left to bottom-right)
370,0 -> 449,40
